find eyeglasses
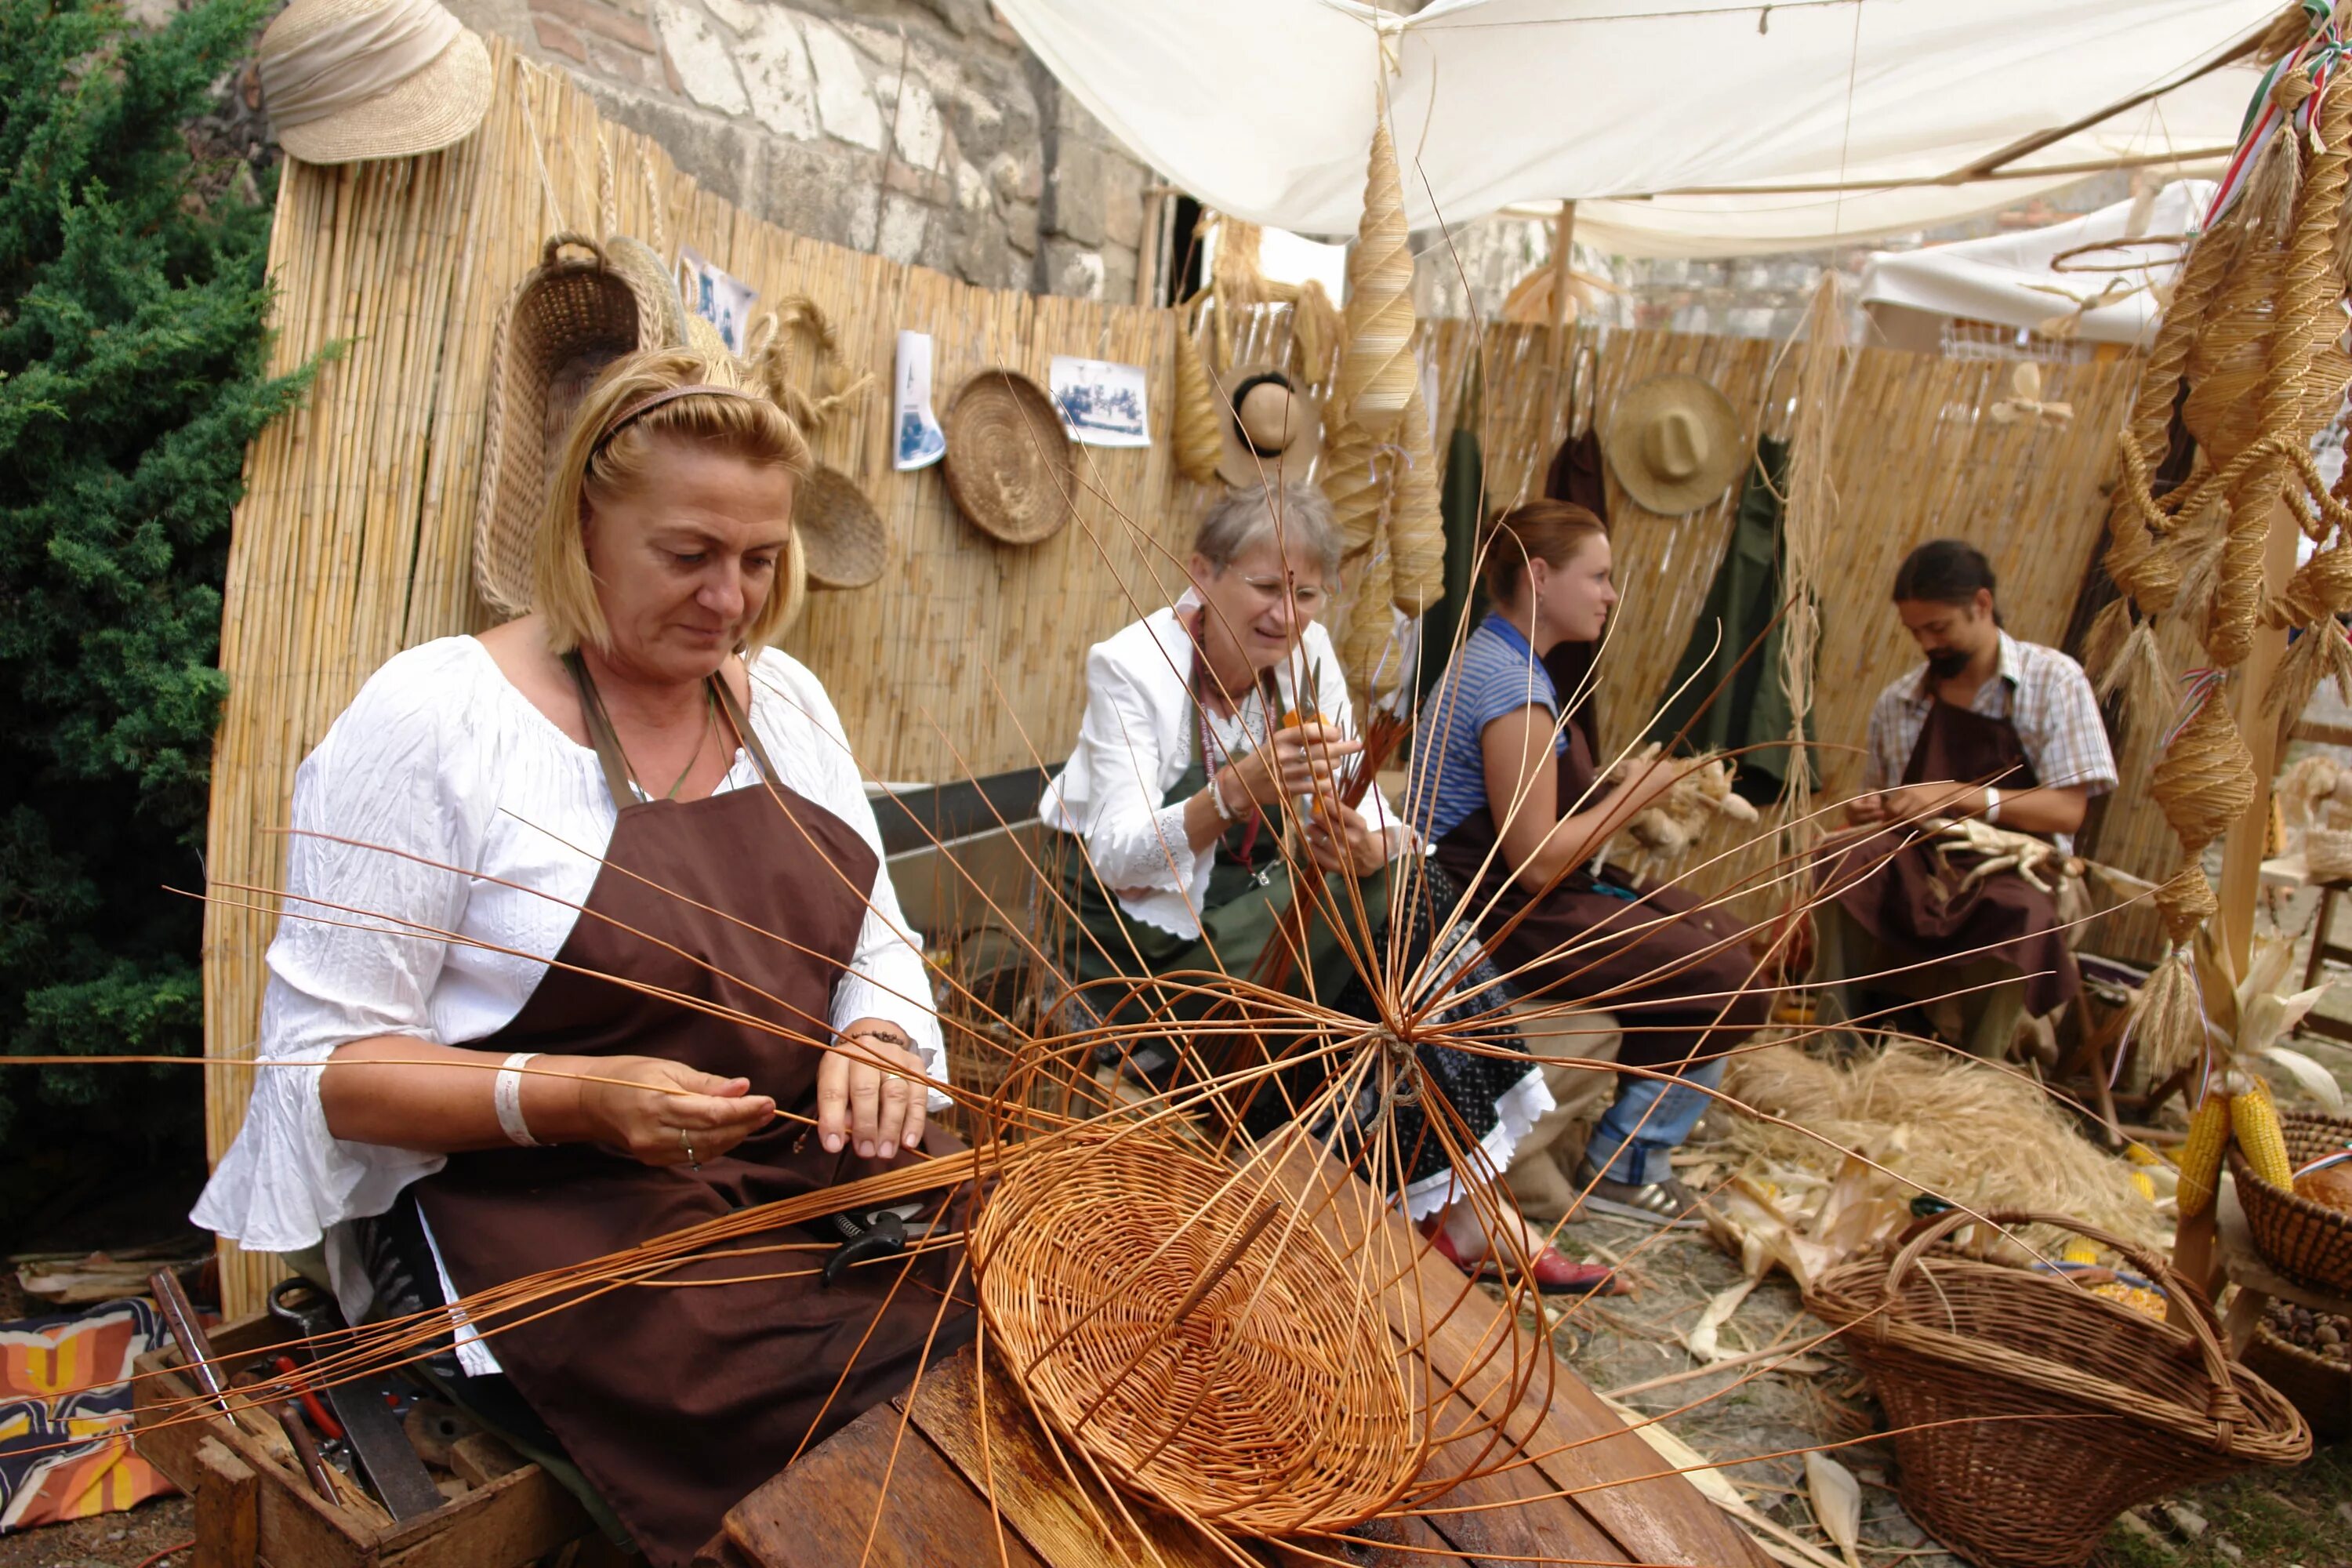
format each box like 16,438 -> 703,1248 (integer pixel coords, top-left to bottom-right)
1235,573 -> 1327,613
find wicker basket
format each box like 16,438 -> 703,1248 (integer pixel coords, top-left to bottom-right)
2306,826 -> 2352,884
2244,1319 -> 2352,1442
1805,1209 -> 2310,1568
2229,1109 -> 2352,1294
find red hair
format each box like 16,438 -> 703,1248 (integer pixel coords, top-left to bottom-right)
1480,500 -> 1606,602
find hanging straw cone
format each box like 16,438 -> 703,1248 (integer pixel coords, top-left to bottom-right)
1323,414 -> 1387,554
1334,115 -> 1415,437
1340,546 -> 1398,708
1171,311 -> 1223,485
1386,379 -> 1445,615
2150,673 -> 2258,855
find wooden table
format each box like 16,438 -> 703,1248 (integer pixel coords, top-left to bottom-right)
697,1149 -> 1767,1568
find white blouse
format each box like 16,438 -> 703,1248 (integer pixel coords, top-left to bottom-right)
193,636 -> 947,1257
1038,600 -> 1401,939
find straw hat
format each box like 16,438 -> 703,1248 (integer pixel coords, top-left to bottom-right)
1214,365 -> 1323,488
795,466 -> 887,589
1605,374 -> 1744,515
474,234 -> 694,616
257,0 -> 492,165
942,370 -> 1075,546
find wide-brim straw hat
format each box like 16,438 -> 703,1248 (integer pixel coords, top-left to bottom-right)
258,0 -> 493,165
1605,373 -> 1744,515
942,370 -> 1076,546
1214,362 -> 1323,488
796,466 -> 887,589
474,233 -> 693,616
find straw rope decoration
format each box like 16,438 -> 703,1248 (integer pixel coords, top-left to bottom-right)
1170,304 -> 1223,485
82,36 -> 2304,1568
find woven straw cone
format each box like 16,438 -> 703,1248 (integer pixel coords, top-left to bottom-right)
1341,546 -> 1397,702
2152,691 -> 2256,855
1334,117 -> 1415,437
1171,315 -> 1222,485
1323,415 -> 1386,554
942,371 -> 1076,546
971,1128 -> 1417,1535
1386,381 -> 1445,615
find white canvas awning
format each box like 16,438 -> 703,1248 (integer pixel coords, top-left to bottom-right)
1857,180 -> 2216,346
993,0 -> 2279,257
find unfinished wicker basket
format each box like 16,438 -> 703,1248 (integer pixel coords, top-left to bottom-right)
2229,1109 -> 2352,1295
474,234 -> 691,615
2304,826 -> 2352,884
1805,1208 -> 2308,1568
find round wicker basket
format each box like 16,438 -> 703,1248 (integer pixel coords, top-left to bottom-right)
970,1127 -> 1417,1535
1805,1208 -> 2308,1568
942,370 -> 1075,546
2245,1318 -> 2351,1442
2228,1109 -> 2352,1295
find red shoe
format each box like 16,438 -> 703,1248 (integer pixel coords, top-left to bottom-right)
1428,1227 -> 1624,1296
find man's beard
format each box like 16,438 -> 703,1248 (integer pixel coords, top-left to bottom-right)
1925,648 -> 1972,680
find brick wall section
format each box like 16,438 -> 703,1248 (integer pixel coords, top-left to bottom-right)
444,0 -> 1149,300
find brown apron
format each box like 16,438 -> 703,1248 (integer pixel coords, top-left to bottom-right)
1432,724 -> 1769,1072
413,656 -> 971,1567
1816,695 -> 2078,1015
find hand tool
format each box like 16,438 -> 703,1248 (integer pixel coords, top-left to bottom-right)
268,1277 -> 445,1521
148,1269 -> 254,1436
274,1400 -> 344,1504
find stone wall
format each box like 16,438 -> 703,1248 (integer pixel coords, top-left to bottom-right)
441,0 -> 1153,300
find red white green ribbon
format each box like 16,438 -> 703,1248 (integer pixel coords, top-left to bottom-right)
2205,0 -> 2346,226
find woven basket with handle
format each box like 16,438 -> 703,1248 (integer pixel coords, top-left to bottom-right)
1805,1208 -> 2308,1568
2230,1109 -> 2352,1294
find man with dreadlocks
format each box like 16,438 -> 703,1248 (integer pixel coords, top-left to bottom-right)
1819,538 -> 2118,1058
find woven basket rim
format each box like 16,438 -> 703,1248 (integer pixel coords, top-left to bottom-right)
942,368 -> 1075,547
2253,1316 -> 2352,1377
2229,1108 -> 2352,1240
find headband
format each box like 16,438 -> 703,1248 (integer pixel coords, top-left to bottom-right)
589,382 -> 760,456
260,0 -> 463,129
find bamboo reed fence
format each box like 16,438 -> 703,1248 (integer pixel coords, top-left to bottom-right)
201,41 -> 2152,1307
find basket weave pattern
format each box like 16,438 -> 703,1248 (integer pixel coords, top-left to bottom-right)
942,371 -> 1075,546
1806,1209 -> 2308,1568
2230,1109 -> 2352,1294
970,1127 -> 1416,1535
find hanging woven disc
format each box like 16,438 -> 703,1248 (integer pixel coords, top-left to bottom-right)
942,370 -> 1077,546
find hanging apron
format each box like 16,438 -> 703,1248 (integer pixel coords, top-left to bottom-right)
1432,724 -> 1770,1073
1816,696 -> 2078,1016
412,656 -> 971,1568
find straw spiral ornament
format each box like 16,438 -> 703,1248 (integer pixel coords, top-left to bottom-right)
1323,409 -> 1388,556
1172,311 -> 1223,485
2151,670 -> 2257,855
1334,116 -> 1415,437
1386,380 -> 1446,615
970,1128 -> 1417,1535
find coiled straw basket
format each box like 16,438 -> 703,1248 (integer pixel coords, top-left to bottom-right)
970,1127 -> 1417,1536
2229,1109 -> 2352,1294
1805,1209 -> 2309,1568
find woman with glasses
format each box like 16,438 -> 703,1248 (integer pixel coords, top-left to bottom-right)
1039,481 -> 1610,1292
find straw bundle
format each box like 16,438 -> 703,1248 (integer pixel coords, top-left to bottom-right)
1290,278 -> 1344,390
1334,117 -> 1414,437
1171,310 -> 1223,485
970,1127 -> 1417,1535
1773,274 -> 1847,858
1385,379 -> 1445,614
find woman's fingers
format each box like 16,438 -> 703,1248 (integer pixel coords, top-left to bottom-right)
815,1048 -> 851,1152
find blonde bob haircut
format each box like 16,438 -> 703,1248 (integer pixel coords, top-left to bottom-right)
532,347 -> 812,656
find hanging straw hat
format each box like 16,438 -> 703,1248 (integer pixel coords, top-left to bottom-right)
474,234 -> 694,616
748,299 -> 888,590
793,467 -> 887,588
1604,373 -> 1744,515
1214,363 -> 1324,488
942,370 -> 1076,546
256,0 -> 492,165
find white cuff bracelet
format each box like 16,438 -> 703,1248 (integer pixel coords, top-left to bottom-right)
494,1051 -> 543,1147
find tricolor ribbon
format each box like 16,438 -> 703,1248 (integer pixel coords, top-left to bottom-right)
2157,666 -> 2227,749
2206,0 -> 2347,227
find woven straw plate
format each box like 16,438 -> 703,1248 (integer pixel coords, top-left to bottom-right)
942,370 -> 1075,546
474,234 -> 690,616
2230,1109 -> 2352,1295
796,465 -> 887,590
970,1127 -> 1416,1535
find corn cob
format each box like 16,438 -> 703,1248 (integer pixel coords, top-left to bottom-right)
2230,1075 -> 2296,1191
2176,1089 -> 2232,1218
2130,1169 -> 2158,1203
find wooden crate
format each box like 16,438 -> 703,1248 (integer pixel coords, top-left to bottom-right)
131,1310 -> 592,1568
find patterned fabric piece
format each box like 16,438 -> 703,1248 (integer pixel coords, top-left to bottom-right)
1409,614 -> 1569,844
1861,632 -> 2118,797
0,1298 -> 176,1531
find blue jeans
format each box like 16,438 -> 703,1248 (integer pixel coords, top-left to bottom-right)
1584,1055 -> 1727,1187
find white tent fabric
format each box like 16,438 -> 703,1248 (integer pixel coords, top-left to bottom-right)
993,0 -> 2277,258
1857,180 -> 2216,345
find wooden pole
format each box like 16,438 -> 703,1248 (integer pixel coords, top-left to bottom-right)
2216,498 -> 2299,971
1547,200 -> 1577,372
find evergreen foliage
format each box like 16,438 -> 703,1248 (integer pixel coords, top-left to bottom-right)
0,0 -> 313,1165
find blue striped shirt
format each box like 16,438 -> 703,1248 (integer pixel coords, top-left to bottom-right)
1409,615 -> 1568,841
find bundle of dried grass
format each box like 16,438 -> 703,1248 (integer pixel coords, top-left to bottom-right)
1719,1040 -> 2166,1257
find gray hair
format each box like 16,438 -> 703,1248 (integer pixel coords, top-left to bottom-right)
1191,481 -> 1343,586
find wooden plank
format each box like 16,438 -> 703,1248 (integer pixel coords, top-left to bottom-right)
717,1399 -> 1051,1568
196,1436 -> 261,1568
1406,1374 -> 1630,1568
381,1462 -> 591,1568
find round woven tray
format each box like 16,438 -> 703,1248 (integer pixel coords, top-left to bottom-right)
1805,1208 -> 2309,1568
795,464 -> 887,589
2229,1109 -> 2352,1295
942,370 -> 1075,546
969,1127 -> 1416,1535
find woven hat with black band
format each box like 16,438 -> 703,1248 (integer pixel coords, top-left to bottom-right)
1605,373 -> 1744,516
1214,363 -> 1323,488
942,370 -> 1076,546
257,0 -> 492,164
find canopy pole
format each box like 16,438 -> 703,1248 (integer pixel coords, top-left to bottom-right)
1548,200 -> 1577,370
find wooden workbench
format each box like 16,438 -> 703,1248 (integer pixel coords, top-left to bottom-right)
697,1148 -> 1768,1568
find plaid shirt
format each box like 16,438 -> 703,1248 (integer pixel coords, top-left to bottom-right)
1863,632 -> 2118,800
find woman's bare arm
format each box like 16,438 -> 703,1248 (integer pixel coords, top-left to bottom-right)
1479,708 -> 1677,891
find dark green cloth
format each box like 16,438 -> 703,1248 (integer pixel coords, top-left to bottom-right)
1646,437 -> 1815,804
1419,418 -> 1487,700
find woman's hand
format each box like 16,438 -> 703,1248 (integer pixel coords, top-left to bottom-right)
1305,811 -> 1399,877
1220,722 -> 1362,808
1604,755 -> 1683,818
817,1020 -> 931,1160
580,1056 -> 777,1167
